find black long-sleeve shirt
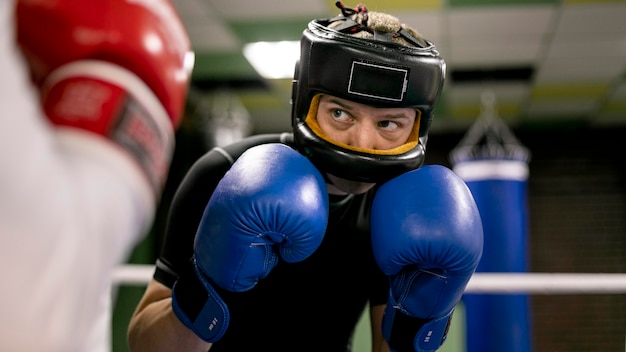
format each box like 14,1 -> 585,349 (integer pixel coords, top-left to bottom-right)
154,133 -> 389,352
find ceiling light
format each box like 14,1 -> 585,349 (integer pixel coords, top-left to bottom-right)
243,41 -> 300,79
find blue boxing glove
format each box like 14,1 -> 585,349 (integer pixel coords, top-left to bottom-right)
172,143 -> 329,342
371,165 -> 483,352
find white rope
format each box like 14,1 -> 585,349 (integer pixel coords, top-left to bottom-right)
112,264 -> 155,286
465,273 -> 626,294
111,265 -> 626,294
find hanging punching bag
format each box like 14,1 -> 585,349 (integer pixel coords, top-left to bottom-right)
450,91 -> 533,352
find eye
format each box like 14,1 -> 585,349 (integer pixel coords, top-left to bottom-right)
378,120 -> 400,131
331,109 -> 350,122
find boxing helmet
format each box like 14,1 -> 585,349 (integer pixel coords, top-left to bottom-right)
291,2 -> 446,183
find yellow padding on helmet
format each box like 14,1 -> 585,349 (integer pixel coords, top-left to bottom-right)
304,94 -> 420,156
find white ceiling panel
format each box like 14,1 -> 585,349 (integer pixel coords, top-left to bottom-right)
544,35 -> 626,59
449,37 -> 542,67
185,22 -> 240,51
208,0 -> 329,20
391,10 -> 444,44
535,56 -> 626,82
555,3 -> 626,35
447,5 -> 555,38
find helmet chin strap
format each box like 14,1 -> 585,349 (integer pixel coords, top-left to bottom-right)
326,173 -> 376,195
320,171 -> 344,195
326,182 -> 350,196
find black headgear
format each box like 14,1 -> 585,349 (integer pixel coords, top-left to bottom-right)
291,2 -> 446,183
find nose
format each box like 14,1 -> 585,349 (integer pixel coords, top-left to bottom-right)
348,122 -> 379,150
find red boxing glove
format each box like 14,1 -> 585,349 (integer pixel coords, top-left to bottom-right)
15,0 -> 193,191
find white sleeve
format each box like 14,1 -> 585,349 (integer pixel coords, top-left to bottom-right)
0,1 -> 156,351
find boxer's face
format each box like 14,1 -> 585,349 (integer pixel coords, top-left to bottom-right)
315,94 -> 417,194
316,95 -> 416,151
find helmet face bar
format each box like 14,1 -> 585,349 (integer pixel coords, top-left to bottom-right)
293,123 -> 426,183
291,16 -> 446,183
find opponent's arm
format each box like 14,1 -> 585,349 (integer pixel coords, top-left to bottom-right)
1,0 -> 192,350
16,0 -> 193,198
371,165 -> 484,352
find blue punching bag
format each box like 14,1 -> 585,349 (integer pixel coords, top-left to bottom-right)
450,92 -> 532,352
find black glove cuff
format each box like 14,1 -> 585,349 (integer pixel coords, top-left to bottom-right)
171,258 -> 230,342
172,267 -> 210,322
384,303 -> 454,352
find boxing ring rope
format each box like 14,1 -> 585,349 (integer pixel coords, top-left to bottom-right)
111,264 -> 626,294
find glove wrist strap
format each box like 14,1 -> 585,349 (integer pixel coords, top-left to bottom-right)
383,303 -> 454,352
44,61 -> 174,193
171,257 -> 230,342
